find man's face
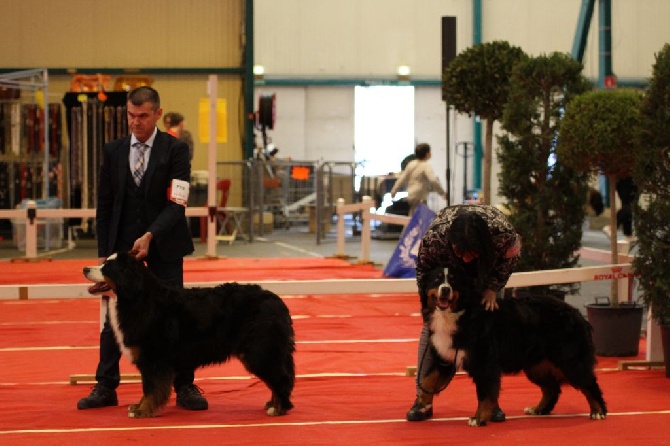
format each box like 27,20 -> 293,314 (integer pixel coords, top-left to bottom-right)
127,101 -> 162,142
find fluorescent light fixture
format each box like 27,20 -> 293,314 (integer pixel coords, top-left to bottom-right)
397,65 -> 411,77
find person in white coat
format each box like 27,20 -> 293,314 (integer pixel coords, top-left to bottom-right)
390,143 -> 446,215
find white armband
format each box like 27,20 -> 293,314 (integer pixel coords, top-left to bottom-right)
168,179 -> 190,206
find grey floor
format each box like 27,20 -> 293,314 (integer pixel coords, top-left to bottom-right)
0,218 -> 638,317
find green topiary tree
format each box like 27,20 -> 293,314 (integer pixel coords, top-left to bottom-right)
557,89 -> 643,307
498,52 -> 593,296
633,43 -> 670,324
442,40 -> 527,204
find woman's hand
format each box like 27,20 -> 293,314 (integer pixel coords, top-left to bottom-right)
481,289 -> 499,311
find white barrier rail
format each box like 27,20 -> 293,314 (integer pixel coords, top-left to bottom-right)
334,196 -> 411,263
3,200 -> 656,361
0,262 -> 635,300
0,204 -> 209,259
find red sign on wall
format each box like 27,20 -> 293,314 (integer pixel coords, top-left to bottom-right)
604,75 -> 617,89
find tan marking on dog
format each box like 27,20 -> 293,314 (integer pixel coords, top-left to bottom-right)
470,399 -> 496,426
128,395 -> 159,418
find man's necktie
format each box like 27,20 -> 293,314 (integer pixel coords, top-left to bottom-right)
133,143 -> 148,186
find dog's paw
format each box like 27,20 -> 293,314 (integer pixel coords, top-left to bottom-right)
525,406 -> 552,416
590,411 -> 606,420
128,404 -> 155,418
524,406 -> 539,415
128,409 -> 155,418
468,417 -> 487,427
266,406 -> 287,416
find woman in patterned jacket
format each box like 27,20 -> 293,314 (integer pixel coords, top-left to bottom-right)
406,204 -> 521,422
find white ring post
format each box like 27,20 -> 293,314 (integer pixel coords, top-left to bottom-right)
617,240 -> 631,302
207,75 -> 218,258
335,198 -> 346,257
25,200 -> 37,259
359,196 -> 373,264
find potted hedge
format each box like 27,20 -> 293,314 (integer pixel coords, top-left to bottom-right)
556,88 -> 644,356
632,43 -> 670,376
442,40 -> 526,204
498,52 -> 592,300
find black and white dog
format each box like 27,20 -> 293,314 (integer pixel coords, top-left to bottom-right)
419,269 -> 607,426
84,252 -> 295,418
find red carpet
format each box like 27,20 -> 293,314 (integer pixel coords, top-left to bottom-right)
1,258 -> 669,444
0,257 -> 383,285
1,293 -> 669,445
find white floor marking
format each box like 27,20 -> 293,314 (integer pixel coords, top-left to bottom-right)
2,410 -> 670,436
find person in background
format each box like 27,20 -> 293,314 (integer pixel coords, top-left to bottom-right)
390,143 -> 447,215
406,204 -> 522,422
78,86 -> 208,412
164,112 -> 195,161
602,176 -> 637,242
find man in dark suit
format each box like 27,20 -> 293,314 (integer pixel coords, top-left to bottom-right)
77,86 -> 208,411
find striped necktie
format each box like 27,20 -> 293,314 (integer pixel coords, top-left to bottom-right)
133,142 -> 148,186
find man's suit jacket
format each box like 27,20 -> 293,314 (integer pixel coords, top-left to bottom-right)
96,130 -> 194,261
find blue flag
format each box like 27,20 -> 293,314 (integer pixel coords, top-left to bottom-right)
383,203 -> 436,278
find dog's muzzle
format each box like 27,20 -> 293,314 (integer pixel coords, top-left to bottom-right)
83,265 -> 111,294
433,284 -> 453,310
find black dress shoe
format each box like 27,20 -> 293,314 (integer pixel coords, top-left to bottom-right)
176,384 -> 208,410
491,406 -> 506,422
77,384 -> 118,410
406,399 -> 433,421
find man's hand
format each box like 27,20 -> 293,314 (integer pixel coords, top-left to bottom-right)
129,232 -> 153,259
481,289 -> 499,311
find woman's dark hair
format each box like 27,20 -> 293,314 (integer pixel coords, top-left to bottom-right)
414,143 -> 431,160
450,210 -> 496,290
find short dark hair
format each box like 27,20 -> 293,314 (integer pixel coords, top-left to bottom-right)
414,143 -> 431,160
170,112 -> 184,126
163,112 -> 174,126
449,209 -> 495,290
127,86 -> 160,111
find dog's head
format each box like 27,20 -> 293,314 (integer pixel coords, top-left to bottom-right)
83,252 -> 146,294
424,268 -> 460,312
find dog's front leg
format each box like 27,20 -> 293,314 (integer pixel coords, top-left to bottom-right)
128,396 -> 145,415
415,367 -> 450,412
468,373 -> 501,427
416,369 -> 439,409
128,368 -> 173,418
128,394 -> 161,418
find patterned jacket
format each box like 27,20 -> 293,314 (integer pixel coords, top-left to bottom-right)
415,204 -> 520,318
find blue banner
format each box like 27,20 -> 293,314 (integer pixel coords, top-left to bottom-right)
383,203 -> 436,278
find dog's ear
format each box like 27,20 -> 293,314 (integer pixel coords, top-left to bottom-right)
117,251 -> 138,268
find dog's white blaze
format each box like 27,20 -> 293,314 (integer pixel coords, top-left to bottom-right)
430,309 -> 466,370
84,265 -> 105,283
107,299 -> 133,362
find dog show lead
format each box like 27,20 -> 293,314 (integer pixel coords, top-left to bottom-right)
406,204 -> 522,422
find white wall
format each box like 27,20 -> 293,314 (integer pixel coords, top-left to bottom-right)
258,84 -> 474,203
254,0 -> 670,204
